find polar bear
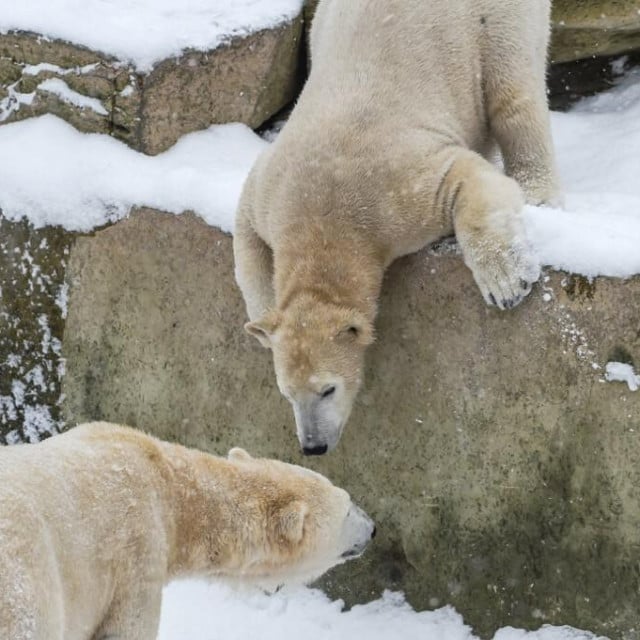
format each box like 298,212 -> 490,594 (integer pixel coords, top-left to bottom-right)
0,423 -> 374,640
233,0 -> 561,454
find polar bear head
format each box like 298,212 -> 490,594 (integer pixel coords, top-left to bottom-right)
246,297 -> 374,455
218,447 -> 375,589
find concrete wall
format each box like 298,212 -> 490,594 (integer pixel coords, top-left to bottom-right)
60,210 -> 640,638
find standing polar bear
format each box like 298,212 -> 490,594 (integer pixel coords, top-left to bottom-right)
234,0 -> 560,454
0,423 -> 374,640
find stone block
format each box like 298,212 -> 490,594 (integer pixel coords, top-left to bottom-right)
0,16 -> 304,153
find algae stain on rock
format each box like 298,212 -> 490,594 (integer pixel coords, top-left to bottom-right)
0,214 -> 76,443
563,274 -> 596,301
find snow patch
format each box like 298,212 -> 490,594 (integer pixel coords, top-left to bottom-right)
0,115 -> 266,233
37,78 -> 108,115
0,81 -> 35,122
604,361 -> 639,391
22,404 -> 56,443
157,580 -> 606,640
22,62 -> 99,76
55,282 -> 69,318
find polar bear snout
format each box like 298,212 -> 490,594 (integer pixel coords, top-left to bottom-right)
340,503 -> 376,559
291,386 -> 349,455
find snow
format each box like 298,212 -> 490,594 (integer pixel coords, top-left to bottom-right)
157,580 -> 605,640
22,62 -> 99,76
0,0 -> 304,73
604,361 -> 640,391
0,69 -> 640,277
0,81 -> 35,122
524,66 -> 640,279
37,78 -> 109,115
0,115 -> 267,233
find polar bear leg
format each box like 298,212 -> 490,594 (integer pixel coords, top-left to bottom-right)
483,8 -> 561,206
449,150 -> 540,309
486,77 -> 561,206
233,212 -> 275,321
92,588 -> 161,640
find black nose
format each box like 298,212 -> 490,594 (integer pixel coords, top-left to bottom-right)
371,526 -> 377,539
302,444 -> 328,456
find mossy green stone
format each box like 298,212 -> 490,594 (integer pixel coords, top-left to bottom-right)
0,58 -> 21,85
0,215 -> 76,443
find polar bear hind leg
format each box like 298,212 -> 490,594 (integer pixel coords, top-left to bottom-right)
482,1 -> 561,206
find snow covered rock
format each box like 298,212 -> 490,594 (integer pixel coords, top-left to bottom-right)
57,208 -> 640,639
0,14 -> 304,153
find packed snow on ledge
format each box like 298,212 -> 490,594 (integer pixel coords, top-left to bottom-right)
157,580 -> 605,640
1,70 -> 640,280
0,0 -> 303,72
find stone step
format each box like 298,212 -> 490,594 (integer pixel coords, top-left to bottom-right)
0,14 -> 304,154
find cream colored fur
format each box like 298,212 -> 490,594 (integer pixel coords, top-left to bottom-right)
234,0 -> 561,452
0,423 -> 374,640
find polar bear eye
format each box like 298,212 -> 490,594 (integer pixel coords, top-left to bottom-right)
347,326 -> 359,336
320,385 -> 336,399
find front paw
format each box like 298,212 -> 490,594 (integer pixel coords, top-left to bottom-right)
462,238 -> 540,310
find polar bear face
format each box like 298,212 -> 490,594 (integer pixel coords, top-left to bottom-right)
223,448 -> 375,588
246,299 -> 374,455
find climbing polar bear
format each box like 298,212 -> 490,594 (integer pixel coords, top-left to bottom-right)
0,423 -> 374,640
234,0 -> 561,454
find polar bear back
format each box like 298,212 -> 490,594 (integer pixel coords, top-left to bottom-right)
306,0 -> 550,148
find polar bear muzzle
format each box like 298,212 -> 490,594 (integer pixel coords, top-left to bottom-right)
290,380 -> 352,455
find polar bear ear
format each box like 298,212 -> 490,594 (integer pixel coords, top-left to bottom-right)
245,312 -> 280,349
276,500 -> 309,544
228,447 -> 252,462
337,314 -> 374,346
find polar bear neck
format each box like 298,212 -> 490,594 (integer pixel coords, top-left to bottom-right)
160,445 -> 266,579
274,222 -> 384,319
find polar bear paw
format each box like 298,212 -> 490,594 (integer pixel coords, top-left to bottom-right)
460,234 -> 541,310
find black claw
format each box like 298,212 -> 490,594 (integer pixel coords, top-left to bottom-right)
520,279 -> 530,291
489,293 -> 497,306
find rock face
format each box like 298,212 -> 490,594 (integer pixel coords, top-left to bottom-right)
0,18 -> 303,153
60,209 -> 640,639
550,0 -> 640,63
0,216 -> 72,443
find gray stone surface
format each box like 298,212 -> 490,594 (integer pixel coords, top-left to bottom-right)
60,209 -> 640,638
0,18 -> 304,153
